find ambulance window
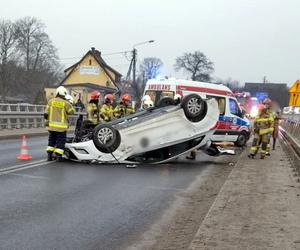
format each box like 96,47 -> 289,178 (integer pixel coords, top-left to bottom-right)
207,95 -> 225,115
229,99 -> 241,116
145,90 -> 157,103
160,91 -> 174,99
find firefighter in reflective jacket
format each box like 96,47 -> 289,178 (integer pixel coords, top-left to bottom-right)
100,94 -> 115,122
114,94 -> 135,118
44,86 -> 75,161
248,104 -> 274,159
87,91 -> 101,124
263,98 -> 273,155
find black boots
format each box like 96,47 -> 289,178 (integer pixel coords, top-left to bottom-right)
248,154 -> 255,159
55,154 -> 63,162
47,152 -> 53,161
47,152 -> 63,162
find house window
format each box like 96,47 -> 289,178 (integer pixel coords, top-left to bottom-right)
89,59 -> 92,65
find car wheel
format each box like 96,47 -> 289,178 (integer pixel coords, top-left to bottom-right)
181,94 -> 207,122
156,97 -> 175,107
234,131 -> 248,147
92,124 -> 121,153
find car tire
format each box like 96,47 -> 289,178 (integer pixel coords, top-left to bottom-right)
92,124 -> 121,153
156,97 -> 175,107
234,131 -> 248,147
181,94 -> 207,122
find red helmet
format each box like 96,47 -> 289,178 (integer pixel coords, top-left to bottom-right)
263,98 -> 272,105
121,94 -> 131,103
105,94 -> 114,103
257,104 -> 266,114
90,91 -> 100,100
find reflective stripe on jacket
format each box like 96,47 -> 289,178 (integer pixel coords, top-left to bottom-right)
45,97 -> 75,132
114,104 -> 135,118
87,103 -> 100,124
100,104 -> 114,122
253,112 -> 274,135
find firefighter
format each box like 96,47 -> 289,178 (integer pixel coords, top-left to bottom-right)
44,86 -> 75,161
248,104 -> 274,159
139,99 -> 154,111
263,98 -> 273,155
114,94 -> 135,118
65,94 -> 74,105
272,110 -> 282,150
87,91 -> 101,125
186,149 -> 197,160
142,95 -> 151,102
100,94 -> 115,122
138,95 -> 153,111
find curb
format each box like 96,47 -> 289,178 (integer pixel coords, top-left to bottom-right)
188,145 -> 245,249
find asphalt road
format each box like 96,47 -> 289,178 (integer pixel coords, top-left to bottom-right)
0,136 -> 234,250
0,136 -> 47,169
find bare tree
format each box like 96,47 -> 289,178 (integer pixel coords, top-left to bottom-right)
174,51 -> 214,82
15,16 -> 58,72
0,20 -> 17,102
214,77 -> 240,91
14,17 -> 60,102
140,57 -> 163,81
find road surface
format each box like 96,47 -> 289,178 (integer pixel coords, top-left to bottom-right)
0,136 -> 237,249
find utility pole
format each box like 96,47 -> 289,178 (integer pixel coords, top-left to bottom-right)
132,40 -> 154,87
132,48 -> 137,86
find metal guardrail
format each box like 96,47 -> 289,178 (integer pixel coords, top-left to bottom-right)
283,113 -> 300,122
0,103 -> 85,130
280,114 -> 300,176
281,114 -> 300,146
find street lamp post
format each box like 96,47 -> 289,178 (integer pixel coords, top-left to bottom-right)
132,40 -> 154,86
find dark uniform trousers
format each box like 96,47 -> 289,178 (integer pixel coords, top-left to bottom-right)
48,131 -> 67,153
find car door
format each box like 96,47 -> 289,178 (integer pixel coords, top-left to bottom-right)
227,98 -> 244,141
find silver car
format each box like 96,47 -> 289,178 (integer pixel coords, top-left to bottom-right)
65,94 -> 219,164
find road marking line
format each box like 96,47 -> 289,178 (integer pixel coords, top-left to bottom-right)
0,159 -> 47,173
8,173 -> 50,180
0,161 -> 54,176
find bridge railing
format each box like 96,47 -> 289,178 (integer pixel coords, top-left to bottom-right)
0,103 -> 85,130
281,114 -> 300,146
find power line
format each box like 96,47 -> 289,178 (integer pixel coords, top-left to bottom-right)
59,57 -> 82,61
59,50 -> 133,61
109,63 -> 131,67
102,50 -> 132,56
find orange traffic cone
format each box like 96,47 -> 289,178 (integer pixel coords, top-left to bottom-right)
17,135 -> 32,160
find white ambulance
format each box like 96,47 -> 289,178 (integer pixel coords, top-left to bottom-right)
142,78 -> 251,147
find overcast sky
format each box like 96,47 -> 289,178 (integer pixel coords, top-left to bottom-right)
1,0 -> 300,86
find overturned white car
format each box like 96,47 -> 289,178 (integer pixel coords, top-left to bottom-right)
65,94 -> 221,164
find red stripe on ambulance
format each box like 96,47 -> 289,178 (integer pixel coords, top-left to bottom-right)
178,85 -> 233,97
